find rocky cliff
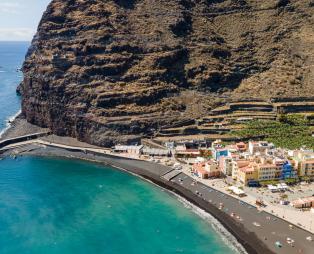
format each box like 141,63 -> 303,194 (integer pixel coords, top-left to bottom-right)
19,0 -> 314,146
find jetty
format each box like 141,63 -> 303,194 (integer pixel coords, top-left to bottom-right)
161,169 -> 181,181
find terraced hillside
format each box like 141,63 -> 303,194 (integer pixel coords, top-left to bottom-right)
157,99 -> 314,141
19,0 -> 314,146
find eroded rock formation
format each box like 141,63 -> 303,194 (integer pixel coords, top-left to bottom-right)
19,0 -> 314,146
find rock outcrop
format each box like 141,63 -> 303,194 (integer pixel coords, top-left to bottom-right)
20,0 -> 314,146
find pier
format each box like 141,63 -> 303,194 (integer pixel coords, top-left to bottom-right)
161,169 -> 182,181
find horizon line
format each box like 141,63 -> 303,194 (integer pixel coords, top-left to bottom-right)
0,40 -> 31,42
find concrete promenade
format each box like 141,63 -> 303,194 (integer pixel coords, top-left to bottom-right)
1,138 -> 314,254
180,165 -> 314,234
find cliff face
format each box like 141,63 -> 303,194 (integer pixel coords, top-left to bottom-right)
20,0 -> 314,146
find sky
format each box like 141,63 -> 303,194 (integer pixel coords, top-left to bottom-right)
0,0 -> 51,41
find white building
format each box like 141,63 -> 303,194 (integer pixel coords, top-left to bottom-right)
219,156 -> 234,176
142,148 -> 171,157
114,145 -> 144,155
248,141 -> 275,155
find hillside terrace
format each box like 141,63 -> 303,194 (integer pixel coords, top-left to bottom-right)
155,99 -> 314,143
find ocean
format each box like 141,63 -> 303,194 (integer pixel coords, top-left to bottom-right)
0,42 -> 238,254
0,41 -> 29,135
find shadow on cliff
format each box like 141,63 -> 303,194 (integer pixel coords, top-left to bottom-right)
114,0 -> 137,9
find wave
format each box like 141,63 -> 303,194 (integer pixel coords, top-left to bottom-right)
175,194 -> 248,254
99,163 -> 248,254
32,147 -> 248,253
0,110 -> 21,138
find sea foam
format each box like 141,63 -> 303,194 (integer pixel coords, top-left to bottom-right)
109,165 -> 248,254
175,194 -> 248,254
0,110 -> 21,138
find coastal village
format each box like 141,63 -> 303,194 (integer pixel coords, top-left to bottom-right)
1,126 -> 314,254
113,138 -> 314,231
1,105 -> 314,253
2,0 -> 314,253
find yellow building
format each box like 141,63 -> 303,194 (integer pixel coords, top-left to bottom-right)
232,160 -> 250,180
232,156 -> 296,185
236,159 -> 283,185
299,160 -> 314,177
257,164 -> 282,181
238,166 -> 258,185
292,150 -> 314,177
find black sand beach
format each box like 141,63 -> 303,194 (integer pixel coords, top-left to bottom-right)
0,114 -> 49,141
2,141 -> 314,254
1,116 -> 313,254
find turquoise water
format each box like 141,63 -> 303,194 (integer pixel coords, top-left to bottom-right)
0,41 -> 29,133
0,42 -> 237,253
0,157 -> 236,254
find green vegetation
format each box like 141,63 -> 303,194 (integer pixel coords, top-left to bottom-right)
284,178 -> 298,185
300,176 -> 314,182
233,114 -> 314,149
220,141 -> 232,146
199,149 -> 212,159
259,178 -> 298,187
259,180 -> 279,187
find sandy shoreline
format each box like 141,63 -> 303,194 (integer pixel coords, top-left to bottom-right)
0,110 -> 21,138
0,113 -> 49,141
0,143 -> 287,254
0,117 -> 313,253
